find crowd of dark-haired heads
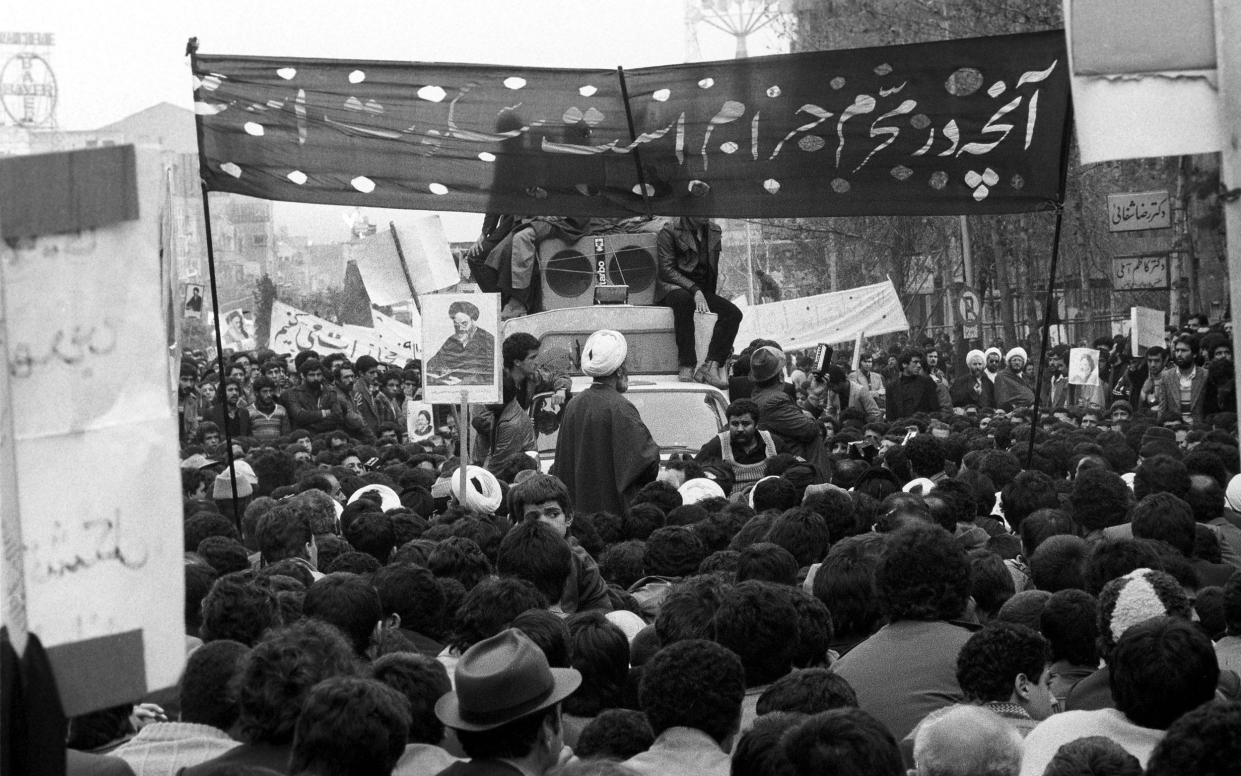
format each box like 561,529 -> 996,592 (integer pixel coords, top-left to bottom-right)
75,332 -> 1241,776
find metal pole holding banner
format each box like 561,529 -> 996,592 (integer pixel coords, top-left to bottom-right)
458,390 -> 470,500
615,67 -> 653,218
1025,97 -> 1076,467
1216,1 -> 1241,423
188,37 -> 240,523
1027,203 -> 1067,466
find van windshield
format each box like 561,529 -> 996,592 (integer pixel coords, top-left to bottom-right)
533,388 -> 727,455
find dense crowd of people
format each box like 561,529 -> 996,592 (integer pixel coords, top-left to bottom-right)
59,312 -> 1241,776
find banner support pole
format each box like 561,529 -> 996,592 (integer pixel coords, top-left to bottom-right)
1025,98 -> 1076,468
188,37 -> 240,522
458,390 -> 470,501
616,66 -> 653,218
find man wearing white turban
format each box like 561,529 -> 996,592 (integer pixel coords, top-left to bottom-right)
994,347 -> 1035,411
551,330 -> 659,516
949,349 -> 994,410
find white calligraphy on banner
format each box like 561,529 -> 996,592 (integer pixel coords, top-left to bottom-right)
269,300 -> 416,364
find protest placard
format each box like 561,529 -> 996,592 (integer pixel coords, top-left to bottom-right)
353,217 -> 459,306
0,145 -> 184,716
421,294 -> 502,404
1130,306 -> 1166,355
1068,347 -> 1101,386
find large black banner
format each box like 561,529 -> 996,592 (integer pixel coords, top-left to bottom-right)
193,31 -> 1068,218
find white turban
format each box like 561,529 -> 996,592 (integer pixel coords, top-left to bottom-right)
966,349 -> 986,368
1229,474 -> 1241,513
984,347 -> 1003,360
902,477 -> 937,496
1005,347 -> 1028,364
348,484 -> 401,512
679,477 -> 725,505
449,465 -> 504,514
581,329 -> 627,377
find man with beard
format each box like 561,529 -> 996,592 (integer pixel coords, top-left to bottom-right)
695,398 -> 788,496
1158,334 -> 1208,423
924,346 -> 953,411
352,355 -> 399,440
993,347 -> 1035,411
178,362 -> 201,444
984,347 -> 1003,385
250,375 -> 291,441
283,358 -> 354,434
1041,349 -> 1070,410
885,349 -> 940,420
205,378 -> 253,438
551,330 -> 659,516
950,349 -> 994,410
472,332 -> 569,469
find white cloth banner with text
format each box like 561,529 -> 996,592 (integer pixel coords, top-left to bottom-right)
733,279 -> 910,351
270,301 -> 413,365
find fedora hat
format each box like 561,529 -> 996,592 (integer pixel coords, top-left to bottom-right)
435,629 -> 581,731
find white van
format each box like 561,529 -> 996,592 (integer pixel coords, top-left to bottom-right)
501,305 -> 730,471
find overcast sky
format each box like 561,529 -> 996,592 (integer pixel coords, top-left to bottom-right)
5,0 -> 785,240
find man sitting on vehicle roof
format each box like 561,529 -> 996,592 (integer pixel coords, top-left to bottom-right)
656,215 -> 742,389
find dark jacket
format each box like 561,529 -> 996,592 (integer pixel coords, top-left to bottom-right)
993,369 -> 1035,411
352,382 -> 398,438
949,372 -> 993,409
655,217 -> 722,302
281,382 -> 354,433
753,381 -> 829,475
886,374 -> 940,420
204,403 -> 252,438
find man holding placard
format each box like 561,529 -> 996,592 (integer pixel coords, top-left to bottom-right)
472,332 -> 569,469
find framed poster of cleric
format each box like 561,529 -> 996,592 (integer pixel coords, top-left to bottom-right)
421,293 -> 502,404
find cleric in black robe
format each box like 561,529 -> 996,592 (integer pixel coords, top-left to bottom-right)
550,329 -> 659,517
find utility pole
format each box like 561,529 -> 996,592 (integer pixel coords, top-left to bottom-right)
1217,1 -> 1241,421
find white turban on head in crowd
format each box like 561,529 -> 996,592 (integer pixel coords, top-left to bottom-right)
1005,347 -> 1028,364
966,349 -> 985,368
581,329 -> 628,377
449,465 -> 504,514
348,484 -> 401,512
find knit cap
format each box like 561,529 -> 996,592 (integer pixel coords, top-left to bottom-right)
1097,568 -> 1190,654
